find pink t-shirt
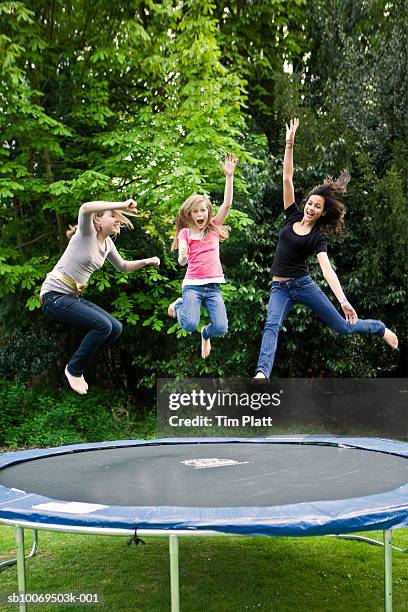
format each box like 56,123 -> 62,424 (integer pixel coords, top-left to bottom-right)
178,227 -> 225,282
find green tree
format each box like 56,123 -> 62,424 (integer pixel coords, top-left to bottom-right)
302,0 -> 408,375
0,0 -> 254,390
1,0 -> 406,396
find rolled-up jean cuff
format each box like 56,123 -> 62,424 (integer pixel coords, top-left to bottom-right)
174,299 -> 182,313
66,364 -> 80,377
255,369 -> 269,378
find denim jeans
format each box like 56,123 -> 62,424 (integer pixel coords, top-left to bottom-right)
174,284 -> 228,340
256,275 -> 385,378
42,291 -> 122,376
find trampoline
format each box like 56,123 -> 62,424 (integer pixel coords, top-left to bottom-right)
0,436 -> 407,611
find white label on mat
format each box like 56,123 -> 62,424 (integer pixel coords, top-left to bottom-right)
32,502 -> 108,514
181,458 -> 250,469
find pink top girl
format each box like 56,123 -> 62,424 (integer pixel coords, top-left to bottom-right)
168,154 -> 238,359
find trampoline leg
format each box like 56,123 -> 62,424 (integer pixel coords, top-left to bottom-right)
169,535 -> 180,612
0,529 -> 38,571
384,530 -> 392,612
16,526 -> 27,612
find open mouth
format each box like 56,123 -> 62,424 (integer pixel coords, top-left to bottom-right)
196,219 -> 205,226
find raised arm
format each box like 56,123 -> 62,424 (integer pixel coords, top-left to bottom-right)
212,154 -> 238,225
78,198 -> 137,235
283,118 -> 299,209
317,252 -> 357,324
80,198 -> 137,215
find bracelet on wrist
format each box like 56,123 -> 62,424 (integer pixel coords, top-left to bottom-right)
285,141 -> 294,148
339,298 -> 348,305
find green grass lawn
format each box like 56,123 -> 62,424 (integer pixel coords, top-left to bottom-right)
0,527 -> 407,611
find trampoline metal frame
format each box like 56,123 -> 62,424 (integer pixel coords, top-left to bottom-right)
0,519 -> 399,612
1,437 -> 407,611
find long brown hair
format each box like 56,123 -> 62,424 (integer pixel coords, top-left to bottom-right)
66,209 -> 135,240
171,194 -> 230,250
305,169 -> 350,235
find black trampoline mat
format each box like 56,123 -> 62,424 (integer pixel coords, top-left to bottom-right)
1,443 -> 407,507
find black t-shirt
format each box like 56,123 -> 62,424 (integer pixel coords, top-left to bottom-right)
270,203 -> 328,277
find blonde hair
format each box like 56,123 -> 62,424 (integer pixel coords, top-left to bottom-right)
66,209 -> 135,241
171,194 -> 230,250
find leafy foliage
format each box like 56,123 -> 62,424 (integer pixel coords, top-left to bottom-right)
0,0 -> 406,410
0,380 -> 156,447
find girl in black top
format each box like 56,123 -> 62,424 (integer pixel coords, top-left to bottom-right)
255,118 -> 398,379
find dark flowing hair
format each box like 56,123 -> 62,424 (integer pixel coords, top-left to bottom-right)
304,169 -> 351,235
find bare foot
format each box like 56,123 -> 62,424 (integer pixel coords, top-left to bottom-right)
201,330 -> 211,359
168,298 -> 181,319
65,366 -> 88,394
383,328 -> 398,350
253,372 -> 268,379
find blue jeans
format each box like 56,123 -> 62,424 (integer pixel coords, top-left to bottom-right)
42,292 -> 122,376
174,284 -> 228,340
256,275 -> 385,378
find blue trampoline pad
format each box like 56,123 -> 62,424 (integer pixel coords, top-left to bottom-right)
0,437 -> 407,536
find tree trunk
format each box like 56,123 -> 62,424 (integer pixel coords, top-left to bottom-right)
43,148 -> 66,251
12,198 -> 29,259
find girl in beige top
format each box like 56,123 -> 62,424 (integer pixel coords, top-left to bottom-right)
40,199 -> 159,394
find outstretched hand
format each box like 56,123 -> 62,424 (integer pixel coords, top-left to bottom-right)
220,153 -> 238,177
145,256 -> 160,267
341,301 -> 358,324
285,118 -> 299,143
